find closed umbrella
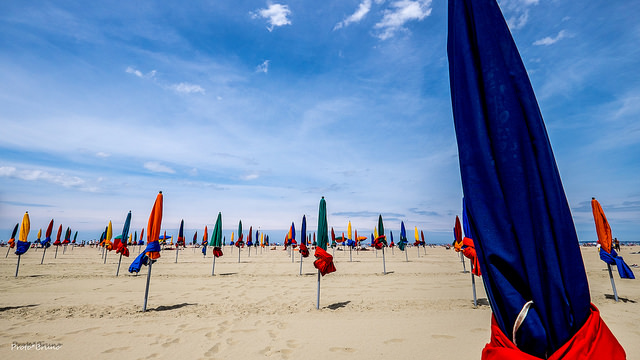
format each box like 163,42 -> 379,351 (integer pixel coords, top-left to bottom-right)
448,0 -> 624,357
14,212 -> 31,277
591,198 -> 634,302
5,223 -> 18,258
116,211 -> 131,276
40,219 -> 53,264
314,197 -> 335,309
299,215 -> 309,275
210,212 -> 223,275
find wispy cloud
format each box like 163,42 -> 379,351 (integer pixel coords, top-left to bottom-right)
125,66 -> 156,78
143,162 -> 175,174
500,0 -> 539,30
334,0 -> 372,30
170,82 -> 205,94
96,152 -> 110,158
251,3 -> 292,32
374,0 -> 432,40
256,60 -> 270,73
0,166 -> 97,191
0,200 -> 53,208
533,30 -> 568,46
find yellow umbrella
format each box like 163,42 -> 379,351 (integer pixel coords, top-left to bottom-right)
15,211 -> 31,276
415,226 -> 420,258
104,221 -> 113,264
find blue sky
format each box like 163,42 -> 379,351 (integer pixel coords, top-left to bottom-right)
1,0 -> 639,243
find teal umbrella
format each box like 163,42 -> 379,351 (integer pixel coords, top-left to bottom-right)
210,212 -> 223,275
314,197 -> 335,309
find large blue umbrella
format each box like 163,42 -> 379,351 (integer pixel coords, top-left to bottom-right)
448,0 -> 623,357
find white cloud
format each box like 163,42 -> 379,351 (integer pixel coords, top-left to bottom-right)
0,166 -> 97,191
242,173 -> 260,181
256,60 -> 270,73
374,0 -> 432,40
251,3 -> 292,32
96,152 -> 110,158
171,82 -> 205,94
126,66 -> 156,78
334,0 -> 372,30
506,10 -> 529,30
143,162 -> 175,174
533,30 -> 567,46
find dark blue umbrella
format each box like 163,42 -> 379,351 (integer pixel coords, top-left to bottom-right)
447,0 -> 622,357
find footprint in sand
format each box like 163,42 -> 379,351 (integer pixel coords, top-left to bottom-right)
204,343 -> 220,356
329,347 -> 356,353
383,338 -> 404,344
162,338 -> 180,348
102,346 -> 131,354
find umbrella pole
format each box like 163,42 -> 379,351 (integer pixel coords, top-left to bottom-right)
462,253 -> 467,272
238,247 -> 241,263
15,255 -> 21,277
316,269 -> 321,310
405,248 -> 408,262
607,264 -> 619,302
299,254 -> 303,275
143,261 -> 153,312
392,246 -> 394,255
382,247 -> 387,275
349,247 -> 352,262
423,245 -> 426,255
41,247 -> 47,264
63,245 -> 66,254
104,250 -> 108,264
116,253 -> 123,276
5,247 -> 10,258
416,246 -> 419,258
470,259 -> 477,307
55,246 -> 59,259
292,248 -> 295,263
212,256 -> 216,276
175,248 -> 179,263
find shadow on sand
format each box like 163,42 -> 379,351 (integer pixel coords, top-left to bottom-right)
0,304 -> 38,312
147,303 -> 196,312
605,294 -> 636,303
326,301 -> 351,310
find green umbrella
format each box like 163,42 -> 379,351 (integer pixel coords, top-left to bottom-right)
315,196 -> 336,309
317,197 -> 328,250
210,212 -> 223,275
377,214 -> 387,275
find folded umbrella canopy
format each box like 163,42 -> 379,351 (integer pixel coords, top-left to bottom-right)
591,198 -> 634,282
448,0 -> 624,357
210,212 -> 223,275
15,212 -> 31,256
5,223 -> 18,258
14,212 -> 30,276
314,197 -> 335,309
115,211 -> 131,276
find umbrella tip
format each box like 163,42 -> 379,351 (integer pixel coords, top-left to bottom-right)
159,191 -> 163,194
592,197 -> 595,200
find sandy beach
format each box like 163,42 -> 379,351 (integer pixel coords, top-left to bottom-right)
1,245 -> 638,359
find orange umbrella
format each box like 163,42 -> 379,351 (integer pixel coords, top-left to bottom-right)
143,191 -> 163,312
591,198 -> 611,254
591,197 -> 635,302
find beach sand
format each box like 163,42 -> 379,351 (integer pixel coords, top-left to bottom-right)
1,245 -> 638,359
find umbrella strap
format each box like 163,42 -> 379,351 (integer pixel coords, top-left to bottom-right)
512,300 -> 534,346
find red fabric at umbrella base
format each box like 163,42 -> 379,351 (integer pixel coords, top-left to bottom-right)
313,247 -> 336,276
116,243 -> 129,257
482,304 -> 625,360
299,243 -> 309,258
462,237 -> 481,276
213,247 -> 223,258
